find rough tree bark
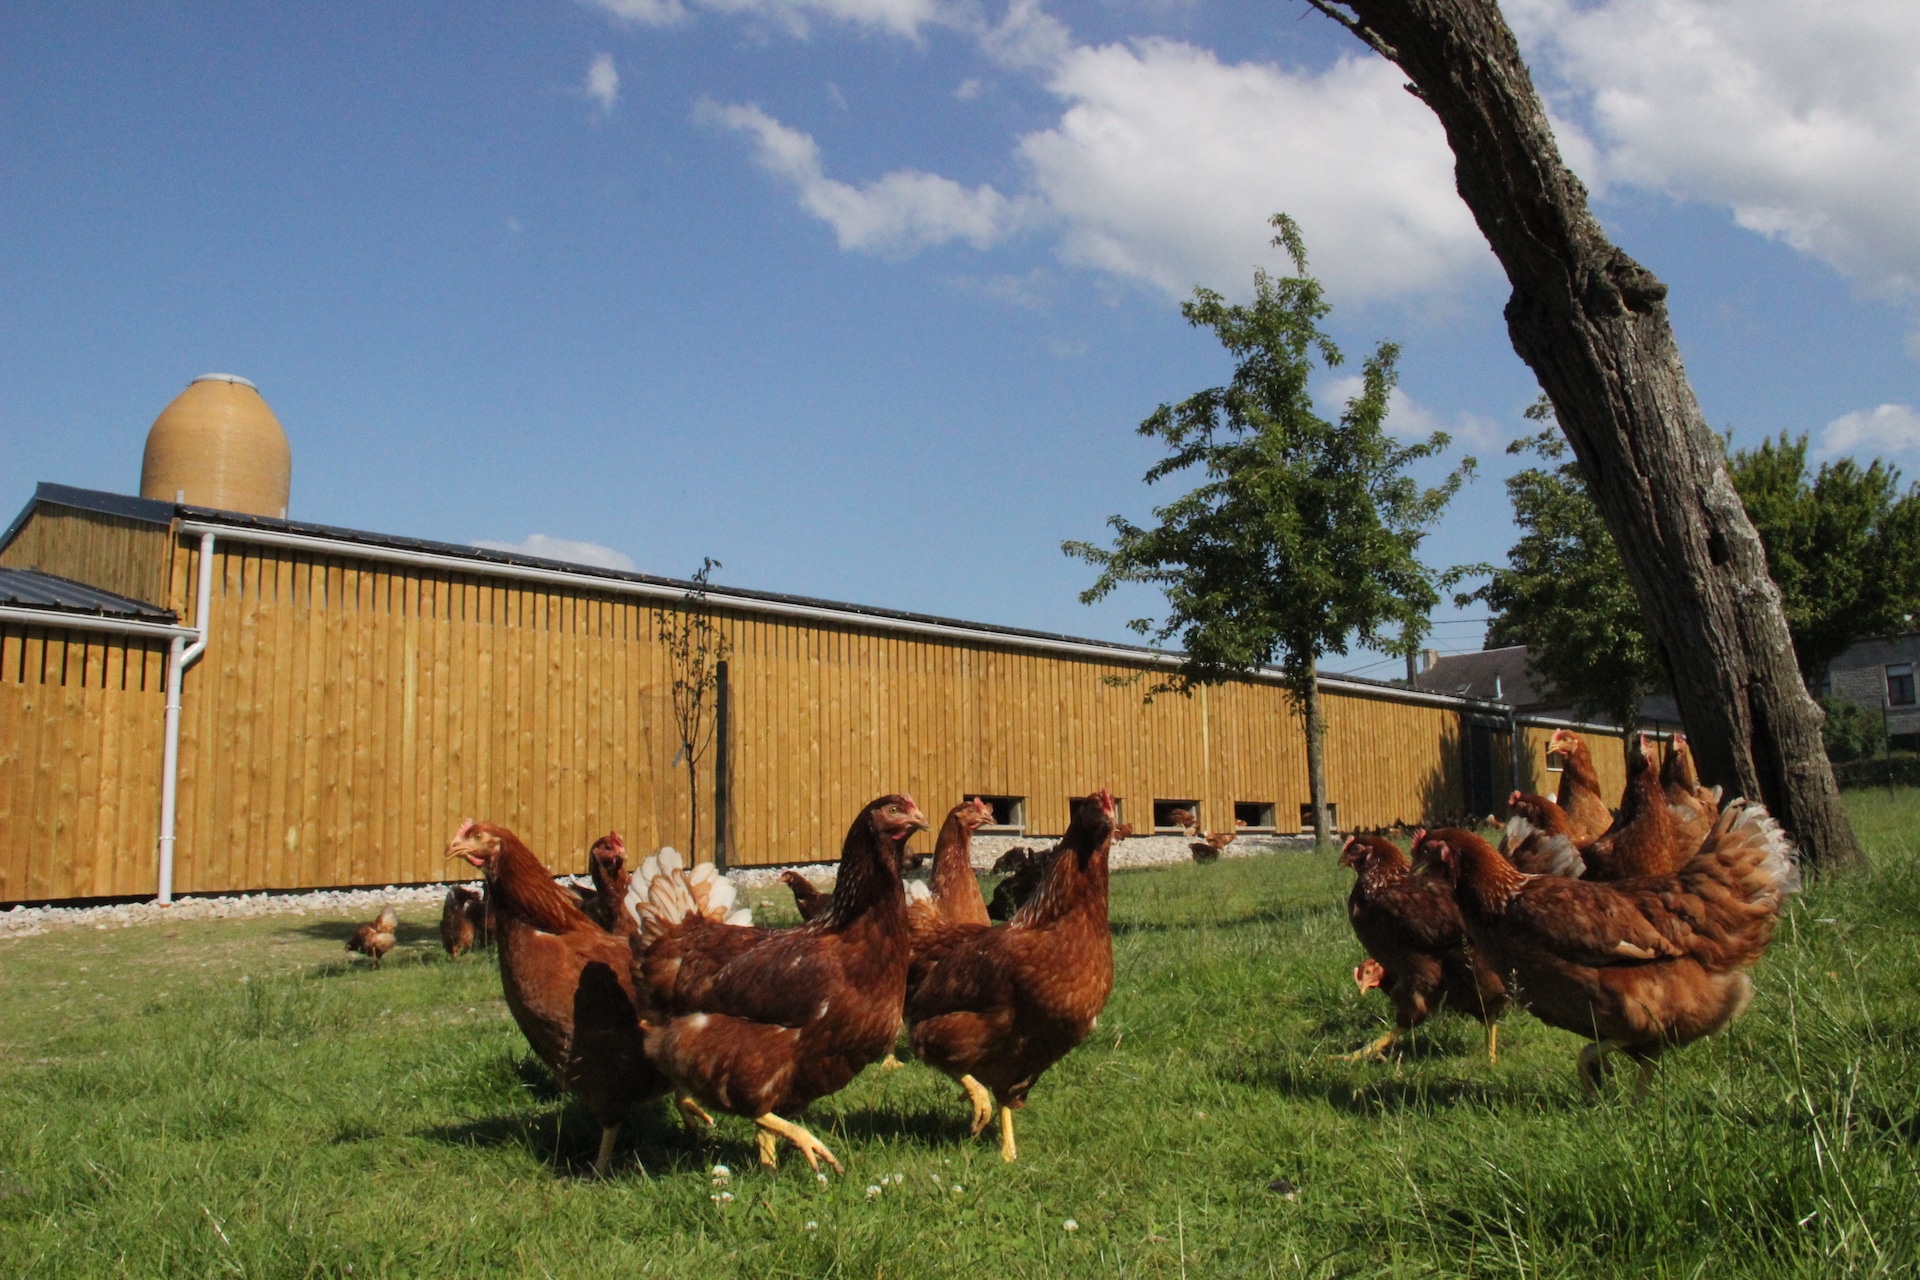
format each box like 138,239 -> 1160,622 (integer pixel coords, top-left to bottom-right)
1304,0 -> 1862,869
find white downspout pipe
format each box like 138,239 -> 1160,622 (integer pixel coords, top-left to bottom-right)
157,531 -> 215,905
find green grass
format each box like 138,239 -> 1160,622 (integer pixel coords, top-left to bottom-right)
3,793 -> 1918,1277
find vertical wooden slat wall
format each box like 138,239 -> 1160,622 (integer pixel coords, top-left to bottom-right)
0,506 -> 1647,900
1514,723 -> 1630,802
0,505 -> 174,606
0,622 -> 168,901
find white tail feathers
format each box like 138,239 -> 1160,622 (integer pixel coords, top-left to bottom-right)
904,880 -> 932,906
625,846 -> 754,943
1500,815 -> 1584,879
1699,798 -> 1802,903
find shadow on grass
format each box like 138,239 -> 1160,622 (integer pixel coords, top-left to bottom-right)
829,1104 -> 978,1151
1111,900 -> 1340,936
423,1099 -> 714,1179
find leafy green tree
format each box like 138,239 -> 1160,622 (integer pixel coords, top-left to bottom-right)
1463,401 -> 1668,726
1728,433 -> 1920,685
1818,695 -> 1886,764
1066,215 -> 1474,847
1471,408 -> 1920,722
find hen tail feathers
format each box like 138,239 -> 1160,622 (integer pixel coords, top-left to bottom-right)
624,846 -> 754,944
1501,815 -> 1584,879
1685,798 -> 1801,907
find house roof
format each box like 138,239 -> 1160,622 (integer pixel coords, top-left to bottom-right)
0,566 -> 177,621
1413,645 -> 1547,707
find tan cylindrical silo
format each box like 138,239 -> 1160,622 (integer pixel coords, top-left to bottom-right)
139,374 -> 292,517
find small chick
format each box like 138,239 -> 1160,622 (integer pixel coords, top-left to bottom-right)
347,906 -> 399,966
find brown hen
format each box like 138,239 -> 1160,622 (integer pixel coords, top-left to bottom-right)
778,870 -> 833,923
439,885 -> 492,957
1661,733 -> 1722,854
902,789 -> 1118,1162
1339,834 -> 1510,1060
1579,734 -> 1689,880
1546,729 -> 1613,845
448,823 -> 719,1176
346,906 -> 398,966
628,795 -> 929,1173
1413,804 -> 1798,1097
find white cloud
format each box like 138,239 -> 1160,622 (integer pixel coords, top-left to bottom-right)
1016,39 -> 1490,302
1322,377 -> 1504,449
695,99 -> 1035,254
954,77 -> 985,100
472,534 -> 638,572
582,0 -> 940,38
584,53 -> 620,115
587,0 -> 688,26
1511,0 -> 1920,296
1821,404 -> 1920,456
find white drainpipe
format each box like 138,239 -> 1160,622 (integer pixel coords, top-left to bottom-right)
157,531 -> 215,905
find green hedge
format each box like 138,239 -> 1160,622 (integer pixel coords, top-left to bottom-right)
1833,753 -> 1920,790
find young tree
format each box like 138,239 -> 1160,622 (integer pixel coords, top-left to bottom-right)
1465,402 -> 1667,726
1301,0 -> 1862,870
657,558 -> 732,860
1066,216 -> 1474,847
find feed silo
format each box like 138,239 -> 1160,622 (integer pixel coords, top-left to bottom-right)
139,373 -> 291,517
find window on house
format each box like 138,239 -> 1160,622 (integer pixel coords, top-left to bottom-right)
1299,802 -> 1339,832
1888,663 -> 1916,707
1545,750 -> 1566,772
1234,801 -> 1276,830
965,795 -> 1025,831
1069,796 -> 1123,826
1153,799 -> 1200,831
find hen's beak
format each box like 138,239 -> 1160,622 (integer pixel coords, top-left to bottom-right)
904,799 -> 931,832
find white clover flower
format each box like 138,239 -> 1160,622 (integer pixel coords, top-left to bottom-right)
720,1191 -> 734,1203
710,1164 -> 731,1181
805,1221 -> 819,1232
816,1172 -> 829,1185
1063,1219 -> 1079,1232
951,1185 -> 964,1195
866,1185 -> 882,1200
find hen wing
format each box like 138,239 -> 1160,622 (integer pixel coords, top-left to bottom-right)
1503,878 -> 1686,966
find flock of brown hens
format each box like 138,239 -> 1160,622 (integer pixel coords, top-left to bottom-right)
337,727 -> 1799,1178
1342,728 -> 1800,1097
419,790 -> 1119,1175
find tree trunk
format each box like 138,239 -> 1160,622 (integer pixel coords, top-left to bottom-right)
1304,659 -> 1332,848
1306,0 -> 1862,869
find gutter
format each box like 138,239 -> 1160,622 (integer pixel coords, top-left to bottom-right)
156,531 -> 215,905
0,606 -> 194,642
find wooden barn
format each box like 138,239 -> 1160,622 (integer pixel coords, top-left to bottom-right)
0,379 -> 1628,905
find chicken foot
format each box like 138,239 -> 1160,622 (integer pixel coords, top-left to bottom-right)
754,1113 -> 844,1175
676,1094 -> 715,1130
1577,1040 -> 1656,1101
957,1074 -> 994,1137
1340,1030 -> 1398,1062
997,1106 -> 1017,1163
1485,1023 -> 1499,1064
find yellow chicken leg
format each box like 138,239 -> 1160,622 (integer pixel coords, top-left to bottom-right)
877,1053 -> 904,1071
676,1094 -> 714,1130
755,1113 -> 844,1174
958,1074 -> 994,1137
1485,1023 -> 1499,1064
1341,1030 -> 1397,1062
998,1106 -> 1017,1163
593,1124 -> 620,1178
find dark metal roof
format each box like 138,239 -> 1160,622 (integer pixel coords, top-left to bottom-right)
0,567 -> 177,621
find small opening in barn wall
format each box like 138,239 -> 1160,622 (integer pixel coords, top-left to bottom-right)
1234,801 -> 1275,831
1069,796 -> 1123,826
1153,799 -> 1199,831
1298,802 -> 1338,832
966,794 -> 1025,832
1545,751 -> 1566,772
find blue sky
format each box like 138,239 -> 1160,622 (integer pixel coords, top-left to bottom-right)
3,0 -> 1916,677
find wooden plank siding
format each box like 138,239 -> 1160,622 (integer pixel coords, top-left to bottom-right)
0,505 -> 1637,901
0,622 -> 168,901
0,503 -> 175,607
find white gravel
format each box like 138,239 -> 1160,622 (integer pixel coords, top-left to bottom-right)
0,834 -> 1316,939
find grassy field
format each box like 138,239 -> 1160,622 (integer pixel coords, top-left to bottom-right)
2,793 -> 1917,1278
